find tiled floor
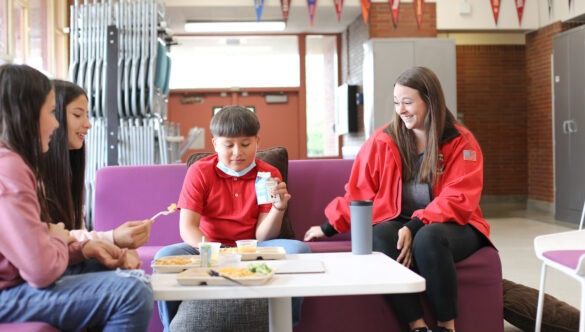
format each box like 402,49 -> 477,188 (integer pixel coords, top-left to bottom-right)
483,202 -> 580,331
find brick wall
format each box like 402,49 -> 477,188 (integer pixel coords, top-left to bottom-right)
369,2 -> 436,38
525,23 -> 559,203
456,45 -> 527,196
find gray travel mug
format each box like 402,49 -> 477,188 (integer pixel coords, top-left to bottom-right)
350,200 -> 373,255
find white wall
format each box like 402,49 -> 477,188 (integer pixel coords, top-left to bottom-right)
369,0 -> 585,31
435,0 -> 539,30
539,0 -> 585,25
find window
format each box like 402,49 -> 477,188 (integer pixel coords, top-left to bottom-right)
12,0 -> 26,64
0,0 -> 66,77
305,35 -> 339,157
169,36 -> 300,89
28,0 -> 51,72
0,0 -> 8,63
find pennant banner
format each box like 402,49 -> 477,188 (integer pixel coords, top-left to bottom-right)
281,0 -> 291,22
515,0 -> 525,25
390,0 -> 400,27
414,0 -> 424,30
307,0 -> 318,27
490,0 -> 500,25
360,0 -> 370,24
548,0 -> 552,18
255,0 -> 265,22
334,0 -> 344,22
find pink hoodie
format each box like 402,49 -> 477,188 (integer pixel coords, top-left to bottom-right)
0,146 -> 86,290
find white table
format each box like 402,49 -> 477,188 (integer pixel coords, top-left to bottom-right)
152,251 -> 425,332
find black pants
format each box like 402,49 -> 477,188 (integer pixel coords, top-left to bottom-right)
372,220 -> 487,324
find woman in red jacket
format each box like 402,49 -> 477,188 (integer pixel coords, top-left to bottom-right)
304,66 -> 492,332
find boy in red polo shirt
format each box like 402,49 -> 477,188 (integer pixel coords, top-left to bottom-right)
155,105 -> 310,331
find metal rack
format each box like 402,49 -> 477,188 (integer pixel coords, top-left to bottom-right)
68,0 -> 176,227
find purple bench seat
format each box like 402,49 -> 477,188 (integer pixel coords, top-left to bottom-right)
0,323 -> 59,332
94,158 -> 503,332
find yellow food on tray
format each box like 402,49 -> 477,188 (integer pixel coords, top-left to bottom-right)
219,247 -> 239,254
217,267 -> 256,278
154,256 -> 194,266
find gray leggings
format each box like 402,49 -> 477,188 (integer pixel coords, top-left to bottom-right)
372,220 -> 487,325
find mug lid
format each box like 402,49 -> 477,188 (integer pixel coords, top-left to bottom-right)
350,200 -> 373,206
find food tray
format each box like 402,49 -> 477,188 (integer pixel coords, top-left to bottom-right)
151,255 -> 202,273
176,267 -> 274,286
219,246 -> 286,260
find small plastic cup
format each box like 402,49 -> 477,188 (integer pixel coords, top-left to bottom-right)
217,253 -> 242,267
236,239 -> 258,253
198,242 -> 221,267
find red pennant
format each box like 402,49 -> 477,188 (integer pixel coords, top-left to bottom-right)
490,0 -> 500,25
334,0 -> 344,22
414,0 -> 424,30
360,0 -> 370,24
515,0 -> 525,25
389,0 -> 400,26
307,0 -> 318,27
280,0 -> 291,22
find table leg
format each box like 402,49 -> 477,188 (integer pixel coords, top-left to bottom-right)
268,297 -> 292,332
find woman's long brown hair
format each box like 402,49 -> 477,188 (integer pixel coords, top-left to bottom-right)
387,66 -> 456,185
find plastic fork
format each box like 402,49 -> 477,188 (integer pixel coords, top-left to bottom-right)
149,203 -> 178,221
149,209 -> 177,221
208,269 -> 243,286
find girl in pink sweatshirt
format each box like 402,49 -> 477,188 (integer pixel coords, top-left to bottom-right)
0,64 -> 153,331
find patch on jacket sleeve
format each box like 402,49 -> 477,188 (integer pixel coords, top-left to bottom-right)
463,150 -> 477,161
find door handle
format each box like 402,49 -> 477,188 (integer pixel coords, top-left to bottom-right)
568,120 -> 578,134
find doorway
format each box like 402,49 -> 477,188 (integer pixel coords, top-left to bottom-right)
168,89 -> 301,161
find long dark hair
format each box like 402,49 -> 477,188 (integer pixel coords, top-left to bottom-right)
40,80 -> 88,230
388,66 -> 456,185
0,64 -> 53,216
0,64 -> 52,170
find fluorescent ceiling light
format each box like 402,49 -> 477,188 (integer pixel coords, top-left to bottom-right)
185,21 -> 286,33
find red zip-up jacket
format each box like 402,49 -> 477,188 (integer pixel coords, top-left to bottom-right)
324,123 -> 490,241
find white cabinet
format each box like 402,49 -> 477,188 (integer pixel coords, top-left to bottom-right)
362,38 -> 457,137
553,26 -> 585,224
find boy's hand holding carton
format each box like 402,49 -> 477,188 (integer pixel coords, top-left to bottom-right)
255,172 -> 281,205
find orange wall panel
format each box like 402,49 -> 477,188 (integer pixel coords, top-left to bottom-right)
168,90 -> 301,162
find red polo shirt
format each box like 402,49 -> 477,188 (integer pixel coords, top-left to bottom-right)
178,154 -> 282,246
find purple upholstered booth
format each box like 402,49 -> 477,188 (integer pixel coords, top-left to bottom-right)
94,163 -> 186,332
287,159 -> 353,253
0,323 -> 59,332
94,159 -> 503,332
94,163 -> 185,274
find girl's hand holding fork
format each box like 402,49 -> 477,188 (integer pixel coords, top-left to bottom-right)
113,220 -> 153,249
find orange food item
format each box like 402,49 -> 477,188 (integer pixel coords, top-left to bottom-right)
219,247 -> 239,254
217,267 -> 255,278
238,246 -> 256,253
167,203 -> 178,212
154,256 -> 194,266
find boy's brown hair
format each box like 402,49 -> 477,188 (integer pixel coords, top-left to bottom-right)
210,105 -> 260,137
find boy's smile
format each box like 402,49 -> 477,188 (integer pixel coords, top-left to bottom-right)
212,135 -> 259,172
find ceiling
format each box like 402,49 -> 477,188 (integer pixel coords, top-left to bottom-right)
164,0 -> 364,34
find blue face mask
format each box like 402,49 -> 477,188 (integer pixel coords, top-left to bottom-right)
216,160 -> 256,177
